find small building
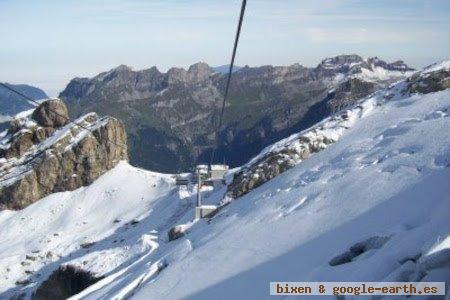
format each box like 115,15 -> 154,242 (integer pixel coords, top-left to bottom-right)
176,164 -> 229,186
175,173 -> 194,186
209,164 -> 229,181
195,205 -> 217,219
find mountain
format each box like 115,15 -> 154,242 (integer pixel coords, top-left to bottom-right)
0,99 -> 127,210
0,61 -> 448,299
0,83 -> 48,122
59,55 -> 414,173
212,64 -> 242,74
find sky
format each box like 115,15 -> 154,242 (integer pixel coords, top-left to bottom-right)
0,0 -> 449,96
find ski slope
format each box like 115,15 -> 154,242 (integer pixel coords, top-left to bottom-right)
0,62 -> 449,299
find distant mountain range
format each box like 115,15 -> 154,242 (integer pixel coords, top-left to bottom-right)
59,54 -> 414,172
0,83 -> 48,125
212,65 -> 243,74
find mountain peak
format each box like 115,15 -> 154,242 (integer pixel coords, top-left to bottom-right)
188,62 -> 211,72
320,54 -> 364,67
367,57 -> 414,72
187,62 -> 212,81
112,64 -> 133,72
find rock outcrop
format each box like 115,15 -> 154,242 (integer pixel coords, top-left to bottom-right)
31,99 -> 69,128
405,69 -> 450,95
33,265 -> 103,300
0,99 -> 128,210
228,127 -> 337,199
168,225 -> 188,241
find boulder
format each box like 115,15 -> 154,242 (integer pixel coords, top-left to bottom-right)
168,225 -> 187,241
32,99 -> 69,128
34,265 -> 103,300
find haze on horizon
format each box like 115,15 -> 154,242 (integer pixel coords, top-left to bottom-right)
1,0 -> 449,97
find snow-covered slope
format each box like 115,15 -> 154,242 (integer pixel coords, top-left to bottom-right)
1,62 -> 449,299
132,63 -> 450,299
0,162 -> 177,297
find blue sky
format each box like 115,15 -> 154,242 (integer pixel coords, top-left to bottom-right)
1,0 -> 449,96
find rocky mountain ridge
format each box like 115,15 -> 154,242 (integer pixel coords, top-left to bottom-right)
60,54 -> 414,172
227,62 -> 449,199
0,99 -> 127,210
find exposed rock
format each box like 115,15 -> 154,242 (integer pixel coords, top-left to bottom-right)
9,118 -> 22,134
33,265 -> 103,300
60,55 -> 413,172
228,130 -> 337,199
7,131 -> 35,158
45,251 -> 54,259
80,242 -> 95,249
15,279 -> 31,286
326,78 -> 376,113
25,255 -> 36,261
31,99 -> 69,128
329,236 -> 391,266
0,99 -> 128,210
168,225 -> 188,241
405,69 -> 450,95
367,57 -> 414,72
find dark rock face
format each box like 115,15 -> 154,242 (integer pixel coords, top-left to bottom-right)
31,99 -> 69,127
328,236 -> 390,266
228,131 -> 335,199
405,69 -> 450,95
326,78 -> 376,113
368,57 -> 413,71
59,55 -> 413,172
0,100 -> 128,210
33,265 -> 103,300
168,225 -> 187,241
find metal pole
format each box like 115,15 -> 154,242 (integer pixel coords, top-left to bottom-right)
197,167 -> 202,207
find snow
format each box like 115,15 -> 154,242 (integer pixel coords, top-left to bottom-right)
1,63 -> 450,299
422,60 -> 450,74
0,114 -> 11,123
210,164 -> 229,171
0,162 -> 176,297
320,56 -> 414,84
131,86 -> 450,299
354,66 -> 414,82
15,107 -> 37,119
132,63 -> 450,299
